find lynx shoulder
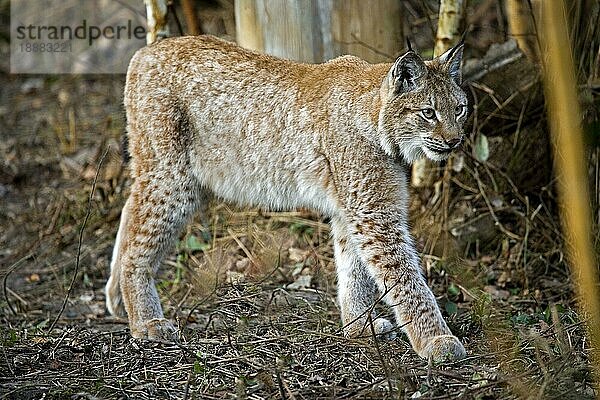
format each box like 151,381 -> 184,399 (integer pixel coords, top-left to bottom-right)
105,35 -> 468,362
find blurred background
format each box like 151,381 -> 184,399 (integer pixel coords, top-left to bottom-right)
1,0 -> 599,398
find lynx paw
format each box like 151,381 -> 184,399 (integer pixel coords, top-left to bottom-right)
373,318 -> 397,341
344,318 -> 396,340
131,318 -> 179,342
420,334 -> 466,363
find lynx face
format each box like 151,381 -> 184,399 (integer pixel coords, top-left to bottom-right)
377,44 -> 468,163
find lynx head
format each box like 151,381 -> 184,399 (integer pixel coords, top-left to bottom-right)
377,42 -> 467,163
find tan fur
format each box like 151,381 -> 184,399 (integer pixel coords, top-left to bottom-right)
105,35 -> 468,362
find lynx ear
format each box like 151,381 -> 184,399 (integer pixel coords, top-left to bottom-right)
438,42 -> 464,85
390,51 -> 427,94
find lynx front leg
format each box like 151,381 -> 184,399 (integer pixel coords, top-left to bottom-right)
332,219 -> 395,339
110,170 -> 200,341
352,215 -> 465,362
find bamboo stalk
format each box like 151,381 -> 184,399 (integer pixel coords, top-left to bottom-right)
540,0 -> 600,389
434,0 -> 467,57
505,0 -> 539,62
144,0 -> 169,44
182,0 -> 201,36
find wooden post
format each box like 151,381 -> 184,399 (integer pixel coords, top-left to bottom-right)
234,0 -> 403,63
329,0 -> 403,63
235,0 -> 264,52
235,0 -> 322,62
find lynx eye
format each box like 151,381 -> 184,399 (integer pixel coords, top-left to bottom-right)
455,105 -> 466,117
421,108 -> 436,120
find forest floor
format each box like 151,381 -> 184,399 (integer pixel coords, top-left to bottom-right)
1,1 -> 599,393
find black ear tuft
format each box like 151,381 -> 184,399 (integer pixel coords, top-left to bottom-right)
391,51 -> 427,94
438,42 -> 464,85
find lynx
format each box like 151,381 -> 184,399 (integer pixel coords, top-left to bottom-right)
105,35 -> 468,362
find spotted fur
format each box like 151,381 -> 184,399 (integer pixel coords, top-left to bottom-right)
105,35 -> 468,362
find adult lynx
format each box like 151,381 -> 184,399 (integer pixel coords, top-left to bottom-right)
105,35 -> 468,361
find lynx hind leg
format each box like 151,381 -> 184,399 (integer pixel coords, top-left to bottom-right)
105,197 -> 132,317
118,166 -> 201,341
333,223 -> 396,340
196,189 -> 213,242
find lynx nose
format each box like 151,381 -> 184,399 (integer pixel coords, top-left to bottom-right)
446,137 -> 462,149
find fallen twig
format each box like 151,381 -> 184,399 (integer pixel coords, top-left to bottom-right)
48,146 -> 109,333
